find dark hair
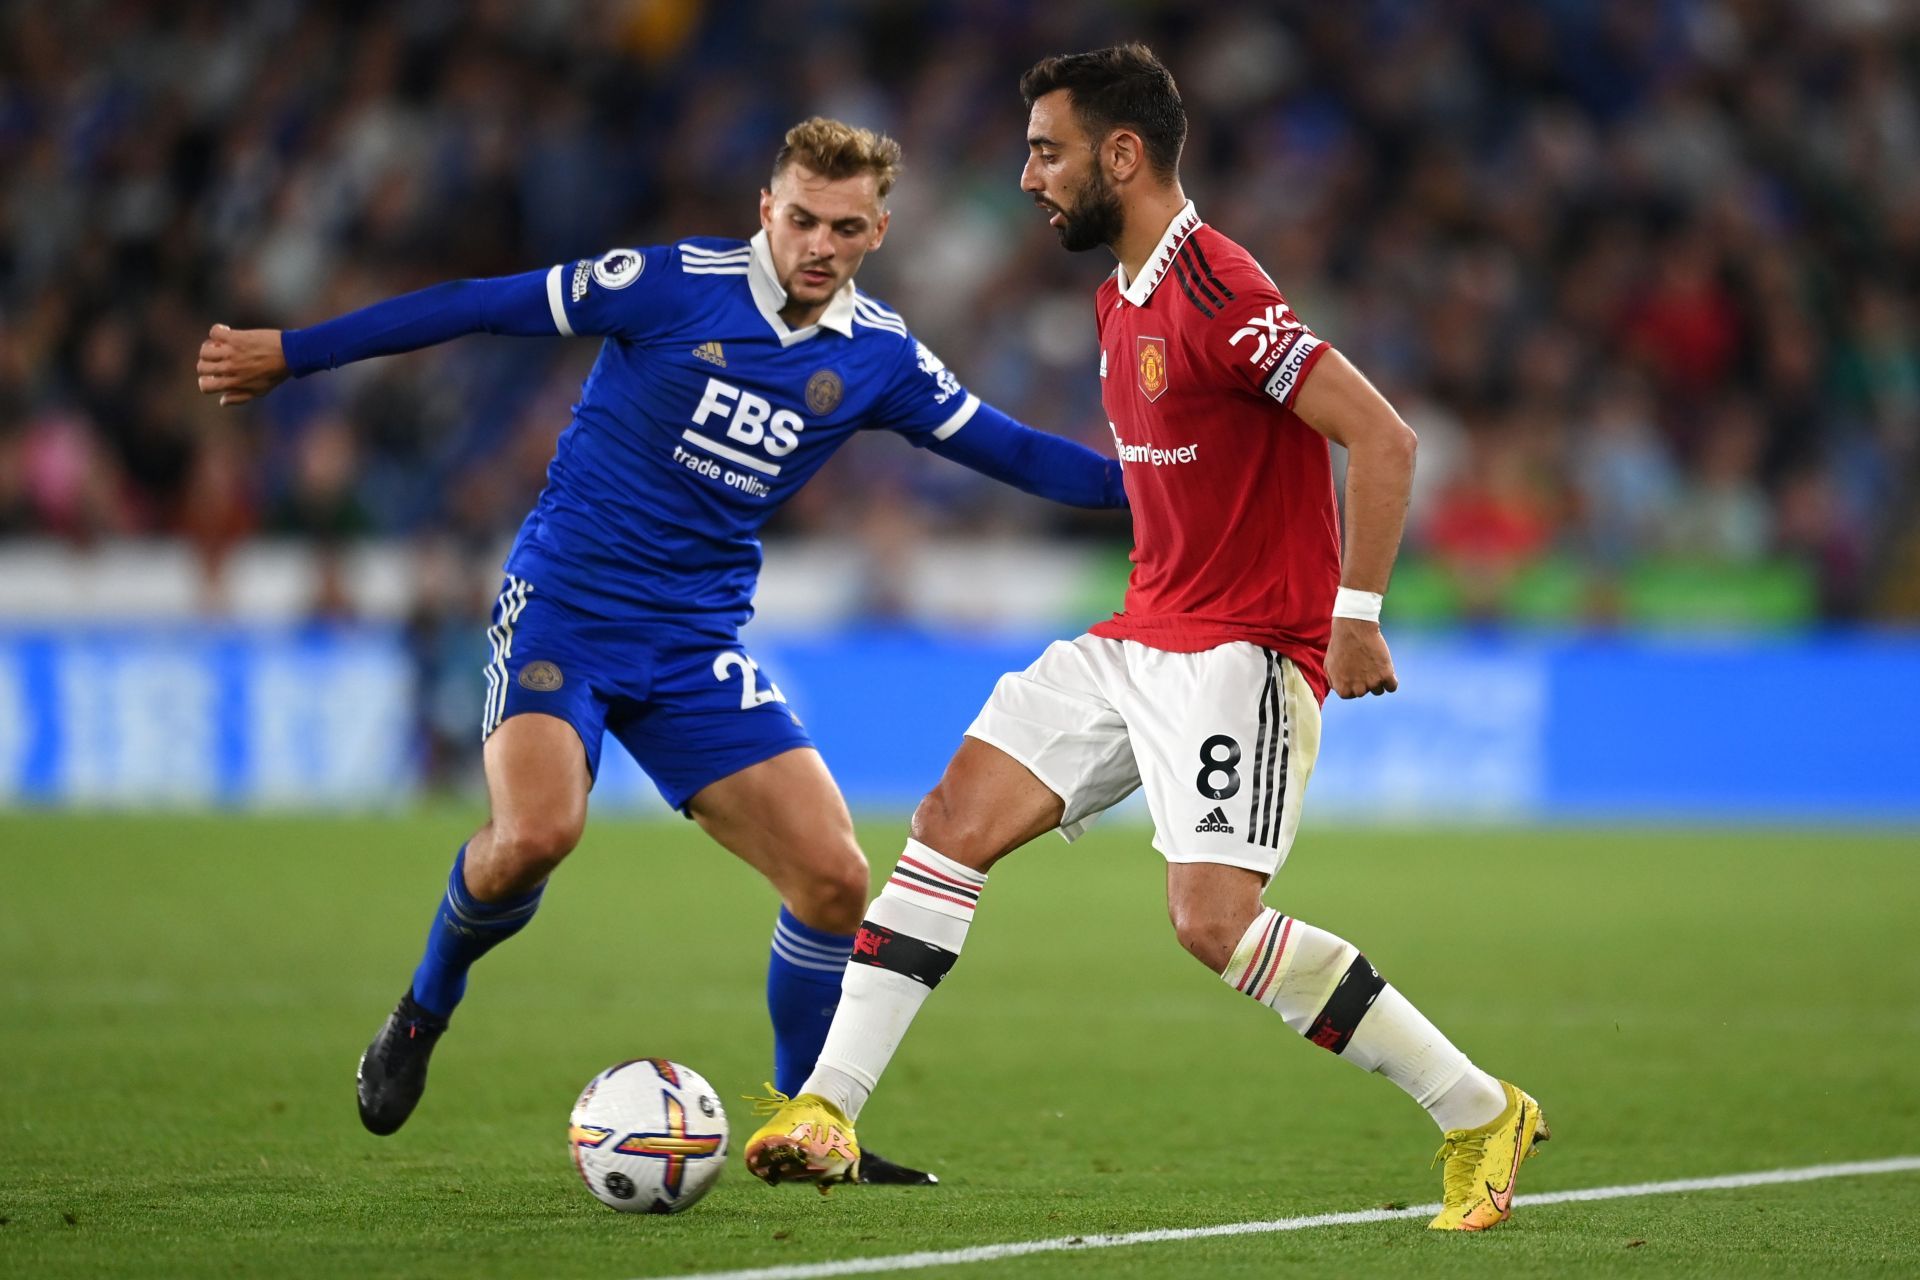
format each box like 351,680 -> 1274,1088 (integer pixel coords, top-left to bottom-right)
1019,43 -> 1186,179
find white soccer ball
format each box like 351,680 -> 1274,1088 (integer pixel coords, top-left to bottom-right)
569,1059 -> 730,1213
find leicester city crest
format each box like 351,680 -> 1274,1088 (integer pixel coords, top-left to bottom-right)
518,660 -> 564,692
806,369 -> 844,415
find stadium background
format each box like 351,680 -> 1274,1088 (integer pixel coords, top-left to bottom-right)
6,4 -> 1920,1277
4,0 -> 1918,815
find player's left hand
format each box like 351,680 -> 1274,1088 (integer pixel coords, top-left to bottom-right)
1327,617 -> 1399,699
195,324 -> 289,406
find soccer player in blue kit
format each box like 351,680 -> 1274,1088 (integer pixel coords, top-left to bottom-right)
195,118 -> 1126,1183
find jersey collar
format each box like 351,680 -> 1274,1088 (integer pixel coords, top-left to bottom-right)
1115,200 -> 1202,308
748,230 -> 857,345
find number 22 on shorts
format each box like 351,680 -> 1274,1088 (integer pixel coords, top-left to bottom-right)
712,651 -> 787,711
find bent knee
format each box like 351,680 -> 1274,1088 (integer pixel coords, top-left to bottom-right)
488,815 -> 583,881
784,845 -> 870,933
909,782 -> 1001,866
1168,903 -> 1249,973
908,742 -> 1062,869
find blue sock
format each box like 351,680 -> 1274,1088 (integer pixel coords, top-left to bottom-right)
766,906 -> 855,1096
408,844 -> 545,1020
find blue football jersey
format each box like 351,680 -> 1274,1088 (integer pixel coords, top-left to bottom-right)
503,233 -> 979,625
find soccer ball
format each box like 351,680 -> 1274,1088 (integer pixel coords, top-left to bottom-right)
569,1059 -> 730,1213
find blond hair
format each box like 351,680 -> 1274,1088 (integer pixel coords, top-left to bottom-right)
772,117 -> 903,199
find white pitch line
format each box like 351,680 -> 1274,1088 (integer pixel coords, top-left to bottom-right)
638,1155 -> 1920,1280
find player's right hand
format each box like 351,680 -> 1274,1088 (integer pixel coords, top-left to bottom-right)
196,324 -> 289,406
1327,617 -> 1399,699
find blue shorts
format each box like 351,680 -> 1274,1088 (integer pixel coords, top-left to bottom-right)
479,574 -> 812,810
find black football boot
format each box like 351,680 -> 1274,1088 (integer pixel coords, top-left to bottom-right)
356,991 -> 448,1135
856,1149 -> 940,1185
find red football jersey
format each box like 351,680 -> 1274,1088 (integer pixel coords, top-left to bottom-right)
1089,203 -> 1340,701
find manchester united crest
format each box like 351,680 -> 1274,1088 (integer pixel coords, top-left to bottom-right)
806,368 -> 844,415
1137,336 -> 1168,402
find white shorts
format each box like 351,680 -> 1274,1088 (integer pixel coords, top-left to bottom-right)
964,634 -> 1323,877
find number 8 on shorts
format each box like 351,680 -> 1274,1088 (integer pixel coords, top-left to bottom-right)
963,635 -> 1323,879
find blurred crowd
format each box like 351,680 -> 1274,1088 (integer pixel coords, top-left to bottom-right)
3,0 -> 1918,624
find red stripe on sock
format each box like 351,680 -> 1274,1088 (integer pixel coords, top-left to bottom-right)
888,877 -> 978,912
897,854 -> 982,896
1235,912 -> 1281,993
1253,916 -> 1294,1003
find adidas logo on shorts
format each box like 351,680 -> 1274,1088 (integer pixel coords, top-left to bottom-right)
1195,806 -> 1234,834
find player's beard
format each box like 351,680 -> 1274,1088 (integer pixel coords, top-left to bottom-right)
1052,168 -> 1124,253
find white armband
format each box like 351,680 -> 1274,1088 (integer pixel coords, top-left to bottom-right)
1332,587 -> 1383,623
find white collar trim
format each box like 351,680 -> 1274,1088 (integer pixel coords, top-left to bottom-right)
1116,201 -> 1202,308
748,230 -> 857,345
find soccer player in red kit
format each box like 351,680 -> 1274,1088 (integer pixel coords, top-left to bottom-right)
747,45 -> 1548,1231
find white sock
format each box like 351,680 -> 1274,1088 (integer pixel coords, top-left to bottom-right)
801,841 -> 986,1121
1222,908 -> 1506,1132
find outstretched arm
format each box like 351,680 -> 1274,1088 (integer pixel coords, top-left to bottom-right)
926,403 -> 1127,510
196,269 -> 554,405
1290,349 -> 1418,699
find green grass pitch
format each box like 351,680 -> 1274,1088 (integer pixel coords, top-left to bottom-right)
4,812 -> 1918,1278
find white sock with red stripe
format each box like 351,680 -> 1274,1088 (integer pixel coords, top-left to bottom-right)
800,841 -> 986,1121
1222,908 -> 1505,1132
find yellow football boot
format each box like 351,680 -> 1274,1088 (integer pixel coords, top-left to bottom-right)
1427,1080 -> 1550,1231
743,1085 -> 861,1188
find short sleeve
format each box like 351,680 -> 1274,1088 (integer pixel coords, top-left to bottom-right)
875,335 -> 981,444
1199,281 -> 1330,412
544,246 -> 674,341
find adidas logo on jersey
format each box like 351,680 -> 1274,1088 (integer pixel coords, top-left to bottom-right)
693,341 -> 727,367
1195,806 -> 1234,834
